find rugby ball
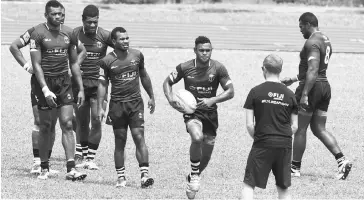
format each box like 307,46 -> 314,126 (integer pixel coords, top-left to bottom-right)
174,89 -> 197,114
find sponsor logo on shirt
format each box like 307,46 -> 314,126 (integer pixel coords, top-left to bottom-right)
22,31 -> 31,43
189,86 -> 213,94
115,71 -> 137,81
30,39 -> 36,49
268,92 -> 284,101
130,59 -> 139,66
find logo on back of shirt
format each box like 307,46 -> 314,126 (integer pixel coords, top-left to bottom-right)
96,41 -> 102,48
268,92 -> 284,101
208,74 -> 215,82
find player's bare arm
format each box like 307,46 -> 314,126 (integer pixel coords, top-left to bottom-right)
301,41 -> 321,109
9,38 -> 27,67
245,108 -> 255,139
75,42 -> 87,66
197,79 -> 234,109
30,48 -> 57,108
69,45 -> 85,107
97,72 -> 108,122
281,75 -> 298,86
291,113 -> 298,135
140,68 -> 155,114
162,76 -> 184,113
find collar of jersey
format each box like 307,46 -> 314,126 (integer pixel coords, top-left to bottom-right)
44,22 -> 62,31
194,59 -> 211,68
83,26 -> 99,35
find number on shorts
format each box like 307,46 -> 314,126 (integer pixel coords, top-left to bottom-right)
324,46 -> 331,64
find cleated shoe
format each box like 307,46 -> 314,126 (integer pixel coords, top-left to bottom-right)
85,160 -> 99,170
141,175 -> 154,188
116,177 -> 127,188
66,168 -> 87,181
291,165 -> 301,177
186,173 -> 200,199
30,163 -> 41,174
337,160 -> 353,180
37,169 -> 50,180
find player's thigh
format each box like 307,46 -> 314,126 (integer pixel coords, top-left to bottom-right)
202,110 -> 218,137
107,101 -> 128,130
38,108 -> 56,130
185,117 -> 203,141
244,146 -> 274,189
128,99 -> 145,128
297,111 -> 312,133
310,110 -> 328,134
89,97 -> 101,127
272,148 -> 291,189
32,105 -> 40,126
113,128 -> 128,145
56,74 -> 74,107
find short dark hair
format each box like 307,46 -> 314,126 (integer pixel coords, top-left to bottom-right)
263,54 -> 283,74
299,12 -> 318,27
195,36 -> 211,46
82,5 -> 99,20
45,0 -> 64,13
111,27 -> 127,40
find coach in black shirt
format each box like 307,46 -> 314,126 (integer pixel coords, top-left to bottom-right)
242,54 -> 298,200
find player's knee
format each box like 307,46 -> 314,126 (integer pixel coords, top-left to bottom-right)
91,117 -> 102,130
60,119 -> 73,132
191,132 -> 204,144
39,119 -> 52,132
114,130 -> 127,142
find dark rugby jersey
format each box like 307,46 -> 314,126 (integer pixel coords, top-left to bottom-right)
73,26 -> 113,80
98,49 -> 144,102
169,59 -> 231,112
29,23 -> 78,77
244,82 -> 298,148
298,32 -> 332,82
19,27 -> 35,46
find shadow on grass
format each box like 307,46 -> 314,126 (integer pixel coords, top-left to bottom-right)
299,173 -> 333,180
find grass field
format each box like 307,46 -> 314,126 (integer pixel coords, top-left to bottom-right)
1,45 -> 364,199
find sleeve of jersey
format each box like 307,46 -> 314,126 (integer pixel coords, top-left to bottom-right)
243,89 -> 255,110
97,59 -> 109,81
139,52 -> 145,70
217,65 -> 232,87
29,30 -> 41,51
169,64 -> 183,84
19,27 -> 35,46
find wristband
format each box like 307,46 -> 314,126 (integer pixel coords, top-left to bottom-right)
42,86 -> 50,94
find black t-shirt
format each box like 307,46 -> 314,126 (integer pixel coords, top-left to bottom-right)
243,82 -> 298,148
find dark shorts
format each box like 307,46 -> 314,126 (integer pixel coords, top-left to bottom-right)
30,75 -> 38,107
244,146 -> 291,189
295,81 -> 331,112
183,110 -> 218,136
106,98 -> 144,129
72,78 -> 99,103
33,74 -> 74,110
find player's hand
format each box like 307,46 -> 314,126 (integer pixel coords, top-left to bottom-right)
42,86 -> 57,108
148,98 -> 155,114
77,90 -> 85,108
281,77 -> 294,86
299,95 -> 309,112
97,108 -> 106,123
23,61 -> 33,74
197,98 -> 214,109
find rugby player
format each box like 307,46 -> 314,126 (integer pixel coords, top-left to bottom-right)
9,6 -> 79,175
162,36 -> 234,199
97,27 -> 155,188
29,0 -> 87,180
72,5 -> 114,170
243,54 -> 298,200
281,12 -> 352,180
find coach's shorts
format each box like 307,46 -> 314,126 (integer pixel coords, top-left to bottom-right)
243,146 -> 291,189
295,81 -> 331,112
72,78 -> 99,103
30,75 -> 38,107
106,98 -> 144,130
33,74 -> 74,110
183,110 -> 218,136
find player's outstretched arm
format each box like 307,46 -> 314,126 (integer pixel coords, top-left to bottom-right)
245,108 -> 255,139
140,68 -> 155,114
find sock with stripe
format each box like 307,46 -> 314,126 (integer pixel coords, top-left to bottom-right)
75,144 -> 83,158
80,141 -> 88,159
139,163 -> 149,178
86,142 -> 99,161
116,166 -> 126,180
190,159 -> 200,176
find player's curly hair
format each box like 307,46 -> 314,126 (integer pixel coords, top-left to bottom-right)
299,12 -> 318,27
195,36 -> 211,46
111,27 -> 127,40
45,0 -> 64,13
82,5 -> 99,20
